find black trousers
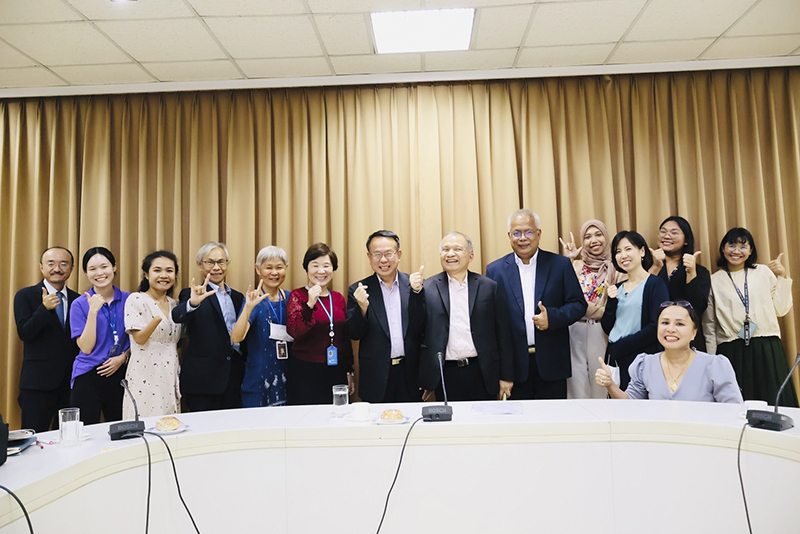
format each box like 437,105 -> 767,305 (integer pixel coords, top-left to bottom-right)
287,357 -> 347,406
18,379 -> 71,432
512,353 -> 567,400
379,361 -> 420,403
436,359 -> 493,401
185,352 -> 245,412
70,365 -> 126,425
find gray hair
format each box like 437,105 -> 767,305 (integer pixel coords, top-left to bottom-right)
440,231 -> 474,253
195,241 -> 230,265
507,209 -> 540,231
256,246 -> 288,267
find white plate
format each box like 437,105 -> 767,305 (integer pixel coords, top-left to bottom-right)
8,429 -> 35,441
146,423 -> 189,435
373,416 -> 410,425
344,413 -> 372,423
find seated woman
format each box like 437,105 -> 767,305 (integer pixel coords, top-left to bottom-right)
595,302 -> 743,403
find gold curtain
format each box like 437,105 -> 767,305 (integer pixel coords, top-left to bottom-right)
2,68 -> 798,428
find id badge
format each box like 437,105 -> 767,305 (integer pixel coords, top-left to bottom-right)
738,320 -> 757,340
269,323 -> 294,342
276,340 -> 288,360
326,346 -> 338,366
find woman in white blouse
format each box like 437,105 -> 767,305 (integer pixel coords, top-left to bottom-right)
703,227 -> 796,406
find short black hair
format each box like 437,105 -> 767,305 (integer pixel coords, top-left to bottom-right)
365,230 -> 400,251
41,246 -> 75,266
82,247 -> 116,273
302,243 -> 338,272
139,250 -> 179,296
716,227 -> 758,269
659,216 -> 695,255
610,231 -> 653,273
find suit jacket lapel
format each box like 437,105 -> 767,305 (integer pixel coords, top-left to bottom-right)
504,255 -> 525,314
467,271 -> 479,316
206,285 -> 225,321
368,274 -> 391,339
436,273 -> 450,316
535,252 -> 551,305
399,273 -> 410,338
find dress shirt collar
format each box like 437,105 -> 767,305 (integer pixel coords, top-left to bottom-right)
514,249 -> 539,268
208,281 -> 231,295
378,273 -> 399,292
43,279 -> 68,300
447,273 -> 469,289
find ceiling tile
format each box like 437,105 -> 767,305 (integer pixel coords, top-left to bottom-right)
314,14 -> 372,55
0,67 -> 67,88
65,0 -> 194,20
307,1 -> 421,13
205,16 -> 323,58
0,22 -> 130,66
0,0 -> 82,24
626,0 -> 755,41
702,34 -> 800,59
475,5 -> 533,50
331,53 -> 421,75
428,0 -> 533,7
609,39 -> 714,64
96,19 -> 226,62
0,41 -> 37,68
727,0 -> 800,37
51,63 -> 154,85
186,0 -> 306,16
237,57 -> 332,78
516,43 -> 615,67
425,49 -> 516,71
142,60 -> 243,82
525,0 -> 648,47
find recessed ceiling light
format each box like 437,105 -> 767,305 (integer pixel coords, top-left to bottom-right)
371,8 -> 474,54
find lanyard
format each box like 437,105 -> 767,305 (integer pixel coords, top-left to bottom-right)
100,299 -> 119,343
725,268 -> 749,316
317,292 -> 335,345
266,290 -> 284,324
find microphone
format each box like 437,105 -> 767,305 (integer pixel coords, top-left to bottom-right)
746,353 -> 800,432
108,379 -> 146,440
422,352 -> 453,422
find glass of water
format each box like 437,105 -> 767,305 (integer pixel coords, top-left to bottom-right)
332,384 -> 349,417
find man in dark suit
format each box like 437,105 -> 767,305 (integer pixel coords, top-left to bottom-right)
14,247 -> 80,431
346,230 -> 425,403
486,209 -> 587,399
172,242 -> 245,412
419,232 -> 513,401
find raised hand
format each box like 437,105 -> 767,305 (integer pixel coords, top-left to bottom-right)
42,287 -> 61,310
559,232 -> 583,261
87,292 -> 105,314
307,283 -> 322,308
532,301 -> 549,331
410,265 -> 425,292
189,273 -> 216,307
354,282 -> 370,313
244,280 -> 269,308
683,251 -> 702,281
768,253 -> 786,278
650,247 -> 666,270
606,280 -> 619,299
595,357 -> 613,388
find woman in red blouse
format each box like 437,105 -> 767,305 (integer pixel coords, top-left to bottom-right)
287,243 -> 355,405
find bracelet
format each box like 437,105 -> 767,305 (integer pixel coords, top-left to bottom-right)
346,371 -> 354,377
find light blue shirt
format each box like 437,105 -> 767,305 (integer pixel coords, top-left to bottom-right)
609,281 -> 644,343
186,281 -> 240,353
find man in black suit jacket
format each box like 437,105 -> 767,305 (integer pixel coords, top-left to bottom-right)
14,247 -> 80,431
419,232 -> 513,401
486,210 -> 587,399
172,242 -> 245,412
346,230 -> 425,403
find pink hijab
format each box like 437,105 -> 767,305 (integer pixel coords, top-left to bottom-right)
579,219 -> 613,285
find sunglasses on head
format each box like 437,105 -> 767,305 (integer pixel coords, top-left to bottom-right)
660,300 -> 694,310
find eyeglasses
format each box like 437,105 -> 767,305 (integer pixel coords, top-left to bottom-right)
511,230 -> 536,239
724,243 -> 750,252
370,251 -> 397,260
658,229 -> 683,238
441,246 -> 467,254
43,261 -> 71,268
660,300 -> 694,310
203,259 -> 229,267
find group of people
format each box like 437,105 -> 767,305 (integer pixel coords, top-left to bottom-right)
12,209 -> 797,432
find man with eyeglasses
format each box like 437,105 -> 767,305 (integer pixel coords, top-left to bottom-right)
173,242 -> 246,412
346,230 -> 425,403
418,232 -> 514,401
486,210 -> 587,399
14,247 -> 80,431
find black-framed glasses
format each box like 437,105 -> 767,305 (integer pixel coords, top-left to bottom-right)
660,300 -> 693,310
203,259 -> 229,267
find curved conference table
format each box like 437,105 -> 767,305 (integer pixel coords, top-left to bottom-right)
1,400 -> 798,534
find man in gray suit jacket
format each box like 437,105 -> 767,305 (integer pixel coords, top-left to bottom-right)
347,231 -> 425,403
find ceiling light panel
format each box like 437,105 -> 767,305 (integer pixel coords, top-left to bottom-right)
372,8 -> 475,54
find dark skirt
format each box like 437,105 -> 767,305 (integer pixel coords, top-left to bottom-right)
717,336 -> 798,407
287,357 -> 348,406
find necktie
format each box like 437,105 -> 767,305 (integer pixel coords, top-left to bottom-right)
56,292 -> 66,327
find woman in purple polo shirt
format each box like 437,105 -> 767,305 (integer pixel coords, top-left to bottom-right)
69,247 -> 131,425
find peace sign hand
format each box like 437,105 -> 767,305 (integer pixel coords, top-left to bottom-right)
189,274 -> 216,307
559,232 -> 582,261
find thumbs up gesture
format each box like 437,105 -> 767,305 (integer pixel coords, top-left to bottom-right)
41,287 -> 61,310
532,301 -> 549,331
354,282 -> 370,314
768,253 -> 786,278
683,251 -> 702,282
410,265 -> 425,292
595,357 -> 614,387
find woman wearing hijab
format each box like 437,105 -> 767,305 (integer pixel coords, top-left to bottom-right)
560,220 -> 618,399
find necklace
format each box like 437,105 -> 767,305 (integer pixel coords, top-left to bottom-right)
661,352 -> 694,393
